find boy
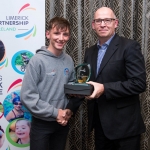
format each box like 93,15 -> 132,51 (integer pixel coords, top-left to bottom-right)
21,17 -> 82,150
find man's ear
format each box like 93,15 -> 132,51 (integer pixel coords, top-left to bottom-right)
46,30 -> 50,39
115,19 -> 119,29
92,21 -> 95,30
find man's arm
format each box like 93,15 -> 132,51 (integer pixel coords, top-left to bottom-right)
65,96 -> 83,115
104,41 -> 146,99
86,41 -> 146,99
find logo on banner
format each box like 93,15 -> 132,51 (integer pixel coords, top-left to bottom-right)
0,3 -> 36,40
0,40 -> 8,69
15,3 -> 36,40
11,50 -> 34,75
0,75 -> 3,95
7,79 -> 22,93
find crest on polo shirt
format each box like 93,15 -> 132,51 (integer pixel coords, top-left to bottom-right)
64,68 -> 69,76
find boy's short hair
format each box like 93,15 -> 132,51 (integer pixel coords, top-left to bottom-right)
48,17 -> 70,32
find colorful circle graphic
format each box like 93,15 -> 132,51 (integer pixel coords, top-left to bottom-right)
3,90 -> 32,123
0,102 -> 4,118
11,50 -> 34,75
0,40 -> 5,61
6,119 -> 30,147
0,126 -> 5,148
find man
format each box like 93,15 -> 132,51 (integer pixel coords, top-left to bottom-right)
84,7 -> 146,150
21,17 -> 81,150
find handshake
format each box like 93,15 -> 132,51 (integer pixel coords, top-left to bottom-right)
56,109 -> 73,126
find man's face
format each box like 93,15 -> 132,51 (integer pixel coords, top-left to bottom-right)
92,8 -> 118,41
46,26 -> 70,52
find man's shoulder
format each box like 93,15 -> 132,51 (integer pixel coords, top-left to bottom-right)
115,35 -> 141,51
85,44 -> 97,52
117,34 -> 139,45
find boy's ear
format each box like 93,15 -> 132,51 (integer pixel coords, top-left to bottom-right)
46,30 -> 50,39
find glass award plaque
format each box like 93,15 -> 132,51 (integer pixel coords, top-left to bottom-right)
64,63 -> 94,95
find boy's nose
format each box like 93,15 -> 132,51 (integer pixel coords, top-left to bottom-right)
59,34 -> 64,40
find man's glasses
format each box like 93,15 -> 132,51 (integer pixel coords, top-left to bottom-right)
14,102 -> 22,106
93,18 -> 116,25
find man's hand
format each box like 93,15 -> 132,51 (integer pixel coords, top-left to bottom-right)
56,109 -> 73,126
64,109 -> 73,120
85,81 -> 104,100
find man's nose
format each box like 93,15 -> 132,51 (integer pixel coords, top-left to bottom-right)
100,21 -> 106,26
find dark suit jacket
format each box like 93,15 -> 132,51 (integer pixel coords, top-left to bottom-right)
84,34 -> 146,140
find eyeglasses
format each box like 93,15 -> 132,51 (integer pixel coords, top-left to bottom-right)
14,102 -> 22,106
94,18 -> 116,25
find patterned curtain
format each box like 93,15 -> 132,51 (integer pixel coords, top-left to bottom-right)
45,0 -> 150,149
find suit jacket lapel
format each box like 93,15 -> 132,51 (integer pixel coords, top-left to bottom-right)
91,44 -> 98,79
97,34 -> 119,75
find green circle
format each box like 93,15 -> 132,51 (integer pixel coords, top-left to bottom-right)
6,119 -> 30,148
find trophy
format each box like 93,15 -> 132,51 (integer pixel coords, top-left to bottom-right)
64,63 -> 94,95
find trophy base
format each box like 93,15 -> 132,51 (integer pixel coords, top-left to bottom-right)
64,83 -> 94,95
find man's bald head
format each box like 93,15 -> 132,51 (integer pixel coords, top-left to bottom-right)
92,7 -> 118,44
94,7 -> 116,19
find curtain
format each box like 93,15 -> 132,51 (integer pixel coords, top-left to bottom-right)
45,0 -> 150,149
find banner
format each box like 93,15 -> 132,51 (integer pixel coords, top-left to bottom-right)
0,1 -> 45,149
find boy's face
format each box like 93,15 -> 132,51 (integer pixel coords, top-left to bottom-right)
46,26 -> 70,52
15,120 -> 30,139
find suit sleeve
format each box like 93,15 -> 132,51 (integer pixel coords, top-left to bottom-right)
104,41 -> 146,99
65,97 -> 83,115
